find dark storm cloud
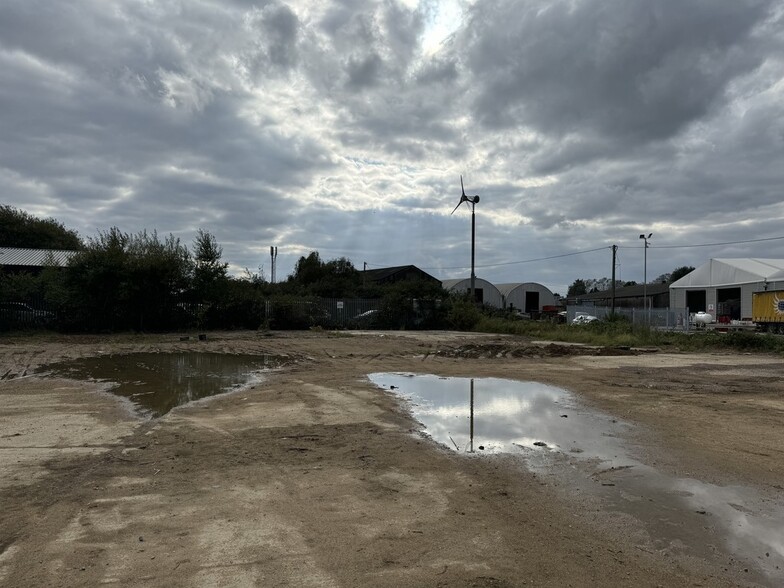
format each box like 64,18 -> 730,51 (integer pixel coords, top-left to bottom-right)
461,0 -> 773,144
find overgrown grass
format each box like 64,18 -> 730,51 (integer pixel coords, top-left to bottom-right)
474,317 -> 784,354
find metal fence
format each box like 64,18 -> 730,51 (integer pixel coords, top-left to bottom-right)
262,298 -> 383,329
568,304 -> 691,330
262,297 -> 442,330
0,297 -> 57,331
0,295 -> 441,331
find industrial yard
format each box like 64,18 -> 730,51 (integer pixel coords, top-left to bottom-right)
1,330 -> 783,587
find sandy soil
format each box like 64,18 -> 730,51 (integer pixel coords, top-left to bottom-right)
1,330 -> 783,587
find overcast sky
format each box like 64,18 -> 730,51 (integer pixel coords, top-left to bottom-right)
2,0 -> 783,294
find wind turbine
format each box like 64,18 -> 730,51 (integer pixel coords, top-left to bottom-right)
451,176 -> 480,303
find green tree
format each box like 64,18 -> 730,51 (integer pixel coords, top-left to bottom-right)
0,205 -> 82,249
126,231 -> 192,330
287,252 -> 361,298
60,228 -> 191,331
290,252 -> 324,286
670,266 -> 695,282
567,279 -> 587,297
192,229 -> 228,303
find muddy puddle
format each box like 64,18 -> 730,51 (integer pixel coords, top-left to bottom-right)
369,373 -> 784,585
45,352 -> 280,417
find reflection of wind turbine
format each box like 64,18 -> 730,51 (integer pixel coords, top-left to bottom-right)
451,176 -> 480,302
469,378 -> 475,453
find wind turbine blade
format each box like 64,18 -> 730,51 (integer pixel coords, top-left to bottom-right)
450,200 -> 463,215
460,175 -> 466,197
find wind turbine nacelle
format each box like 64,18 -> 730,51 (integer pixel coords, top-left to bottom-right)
472,196 -> 480,203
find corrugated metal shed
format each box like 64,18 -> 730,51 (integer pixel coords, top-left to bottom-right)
441,278 -> 503,308
496,282 -> 557,311
0,247 -> 78,267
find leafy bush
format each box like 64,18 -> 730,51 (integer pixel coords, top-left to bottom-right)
447,298 -> 482,331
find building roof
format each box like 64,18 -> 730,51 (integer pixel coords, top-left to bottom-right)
578,282 -> 669,300
441,277 -> 499,290
495,282 -> 553,297
0,247 -> 78,267
669,259 -> 784,288
362,265 -> 438,283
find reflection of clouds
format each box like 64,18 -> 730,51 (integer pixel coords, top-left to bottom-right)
676,478 -> 784,572
369,372 -> 784,581
417,395 -> 536,419
371,373 -> 623,456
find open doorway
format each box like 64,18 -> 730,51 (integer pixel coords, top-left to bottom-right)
524,291 -> 540,314
686,290 -> 706,313
717,287 -> 741,321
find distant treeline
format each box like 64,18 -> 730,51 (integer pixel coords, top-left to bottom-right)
0,207 -> 490,332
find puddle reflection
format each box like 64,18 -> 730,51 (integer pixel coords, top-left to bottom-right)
45,352 -> 279,417
369,373 -> 784,584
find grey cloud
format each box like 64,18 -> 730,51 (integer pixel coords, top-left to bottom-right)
346,52 -> 384,88
2,0 -> 783,295
415,56 -> 459,85
460,0 -> 774,148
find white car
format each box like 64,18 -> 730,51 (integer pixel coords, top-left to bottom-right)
572,313 -> 599,325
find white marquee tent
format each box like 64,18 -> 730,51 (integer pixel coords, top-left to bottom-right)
669,258 -> 784,319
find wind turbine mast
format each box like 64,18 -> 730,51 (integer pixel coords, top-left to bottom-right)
451,176 -> 481,303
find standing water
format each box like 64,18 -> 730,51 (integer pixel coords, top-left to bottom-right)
45,352 -> 280,417
369,373 -> 784,585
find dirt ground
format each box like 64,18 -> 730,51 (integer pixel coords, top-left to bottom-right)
1,330 -> 783,587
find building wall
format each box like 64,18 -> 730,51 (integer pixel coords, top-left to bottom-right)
503,283 -> 556,312
670,281 -> 784,319
443,278 -> 503,308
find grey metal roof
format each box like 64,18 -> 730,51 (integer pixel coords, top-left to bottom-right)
577,282 -> 670,300
0,247 -> 78,267
495,282 -> 553,297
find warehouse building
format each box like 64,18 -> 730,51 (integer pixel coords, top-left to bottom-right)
669,258 -> 784,321
0,247 -> 77,274
496,282 -> 557,313
441,278 -> 503,308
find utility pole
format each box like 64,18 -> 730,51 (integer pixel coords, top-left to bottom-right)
639,233 -> 652,322
611,245 -> 618,317
270,246 -> 278,284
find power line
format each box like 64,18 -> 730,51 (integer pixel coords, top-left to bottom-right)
621,235 -> 784,249
368,246 -> 610,271
365,234 -> 784,273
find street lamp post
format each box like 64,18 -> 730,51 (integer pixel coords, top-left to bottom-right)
639,233 -> 652,321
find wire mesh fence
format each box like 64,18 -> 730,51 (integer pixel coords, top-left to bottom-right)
0,296 -> 57,331
262,298 -> 383,329
567,305 -> 691,330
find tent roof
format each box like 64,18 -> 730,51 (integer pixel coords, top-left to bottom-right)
670,259 -> 784,288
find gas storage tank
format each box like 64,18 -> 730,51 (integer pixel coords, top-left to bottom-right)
752,290 -> 784,333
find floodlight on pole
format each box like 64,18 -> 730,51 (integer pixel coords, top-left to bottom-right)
639,233 -> 652,320
451,176 -> 480,302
